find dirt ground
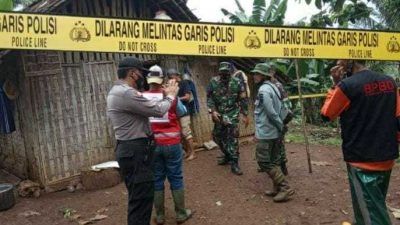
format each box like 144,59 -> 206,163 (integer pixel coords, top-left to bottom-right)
2,142 -> 400,225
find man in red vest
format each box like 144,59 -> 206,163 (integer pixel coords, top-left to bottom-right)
143,65 -> 192,225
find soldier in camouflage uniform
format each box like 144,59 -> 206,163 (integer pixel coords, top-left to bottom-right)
207,62 -> 249,175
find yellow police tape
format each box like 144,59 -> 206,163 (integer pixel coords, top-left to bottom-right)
288,93 -> 327,100
1,12 -> 400,60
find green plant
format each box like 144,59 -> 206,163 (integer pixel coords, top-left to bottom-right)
221,0 -> 288,25
0,0 -> 13,10
60,207 -> 76,219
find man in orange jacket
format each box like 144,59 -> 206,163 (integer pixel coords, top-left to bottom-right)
321,60 -> 399,225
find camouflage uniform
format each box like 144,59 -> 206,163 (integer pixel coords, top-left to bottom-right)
207,62 -> 248,169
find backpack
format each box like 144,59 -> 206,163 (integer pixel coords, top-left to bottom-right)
264,82 -> 293,124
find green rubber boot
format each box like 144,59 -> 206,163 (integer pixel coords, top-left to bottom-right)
154,191 -> 165,225
264,182 -> 279,197
172,190 -> 193,224
273,180 -> 295,202
267,167 -> 294,202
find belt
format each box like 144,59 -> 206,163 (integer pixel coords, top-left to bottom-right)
117,136 -> 154,145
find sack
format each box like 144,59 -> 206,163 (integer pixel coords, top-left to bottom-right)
233,70 -> 251,98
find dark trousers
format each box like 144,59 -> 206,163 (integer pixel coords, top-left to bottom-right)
213,123 -> 240,161
116,138 -> 155,225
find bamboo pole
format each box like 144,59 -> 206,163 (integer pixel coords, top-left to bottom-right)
295,59 -> 313,173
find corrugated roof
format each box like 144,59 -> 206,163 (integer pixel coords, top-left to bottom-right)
0,0 -> 198,61
23,0 -> 68,13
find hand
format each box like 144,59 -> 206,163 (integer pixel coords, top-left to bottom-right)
211,111 -> 221,123
282,125 -> 288,134
164,79 -> 179,97
242,116 -> 250,128
253,136 -> 258,143
330,65 -> 345,85
278,135 -> 284,144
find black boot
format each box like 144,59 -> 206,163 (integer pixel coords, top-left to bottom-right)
217,156 -> 231,165
231,160 -> 243,175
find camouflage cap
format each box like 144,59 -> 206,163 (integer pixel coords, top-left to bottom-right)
251,63 -> 271,77
218,62 -> 231,73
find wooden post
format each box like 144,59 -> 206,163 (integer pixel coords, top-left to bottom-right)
295,59 -> 313,173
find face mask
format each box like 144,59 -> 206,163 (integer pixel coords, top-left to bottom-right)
130,70 -> 145,90
135,76 -> 145,90
220,73 -> 230,81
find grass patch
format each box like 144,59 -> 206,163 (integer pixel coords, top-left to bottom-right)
319,137 -> 342,146
285,125 -> 342,147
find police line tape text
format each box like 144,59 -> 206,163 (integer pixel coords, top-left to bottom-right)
11,36 -> 48,48
283,47 -> 315,57
348,49 -> 373,59
198,45 -> 227,55
119,41 -> 157,53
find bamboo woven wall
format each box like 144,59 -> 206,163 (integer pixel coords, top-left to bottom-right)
20,51 -> 123,185
0,106 -> 27,178
0,53 -> 29,179
14,0 -> 159,185
0,0 -> 255,186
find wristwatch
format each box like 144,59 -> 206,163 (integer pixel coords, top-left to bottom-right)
165,95 -> 175,102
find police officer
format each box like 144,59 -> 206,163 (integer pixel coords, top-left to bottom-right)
106,57 -> 179,225
207,62 -> 249,175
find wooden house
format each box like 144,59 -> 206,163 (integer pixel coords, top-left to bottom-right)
0,0 -> 256,188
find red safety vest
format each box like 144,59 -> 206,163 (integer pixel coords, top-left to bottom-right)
145,90 -> 181,145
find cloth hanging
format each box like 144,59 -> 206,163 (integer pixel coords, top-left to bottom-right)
183,65 -> 200,114
0,82 -> 16,134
